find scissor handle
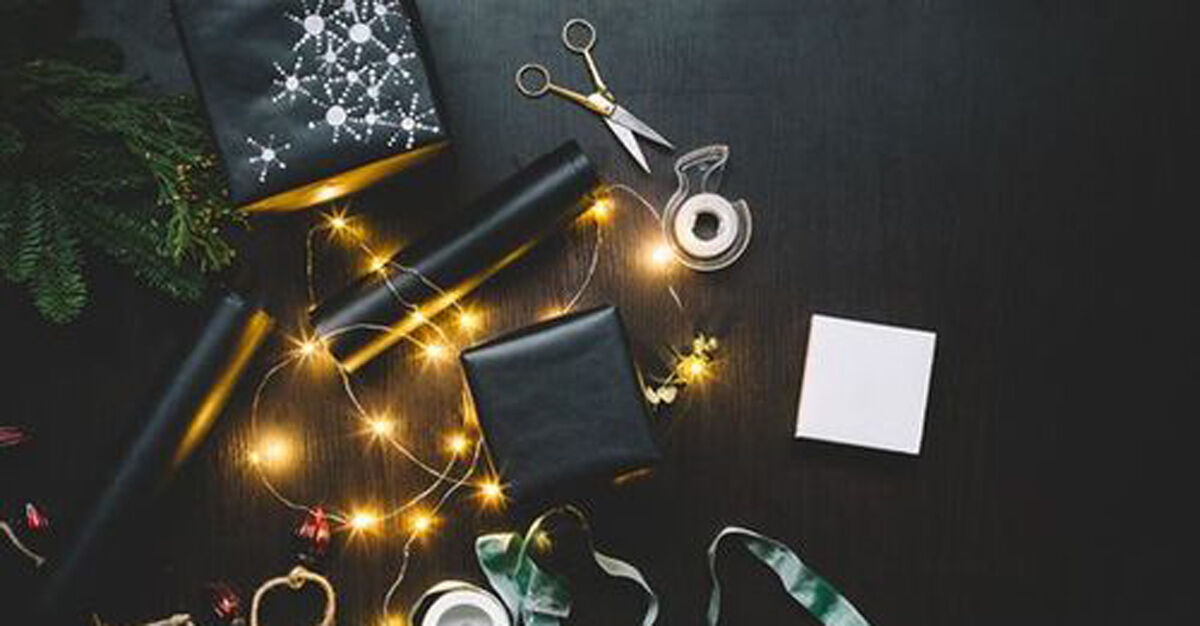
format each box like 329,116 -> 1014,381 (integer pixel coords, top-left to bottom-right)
561,18 -> 611,98
561,18 -> 596,53
515,63 -> 552,97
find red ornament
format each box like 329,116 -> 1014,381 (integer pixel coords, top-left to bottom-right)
24,502 -> 49,532
205,582 -> 242,622
0,426 -> 27,447
295,507 -> 332,559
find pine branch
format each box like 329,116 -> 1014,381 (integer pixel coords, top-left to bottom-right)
0,57 -> 243,322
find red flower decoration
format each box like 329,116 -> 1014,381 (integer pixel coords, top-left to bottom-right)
204,581 -> 242,623
0,426 -> 27,448
295,507 -> 332,559
24,502 -> 50,532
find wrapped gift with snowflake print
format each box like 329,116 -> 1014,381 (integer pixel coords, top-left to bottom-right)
173,0 -> 450,211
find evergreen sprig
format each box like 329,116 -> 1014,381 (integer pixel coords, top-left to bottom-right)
0,58 -> 242,322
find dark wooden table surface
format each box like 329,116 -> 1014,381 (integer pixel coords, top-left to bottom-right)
2,1 -> 1192,624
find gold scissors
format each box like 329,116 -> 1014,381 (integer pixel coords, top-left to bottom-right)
516,18 -> 674,173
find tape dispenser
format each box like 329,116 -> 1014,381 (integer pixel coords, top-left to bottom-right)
661,144 -> 752,271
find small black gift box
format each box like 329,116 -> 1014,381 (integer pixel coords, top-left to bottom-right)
172,0 -> 450,211
461,306 -> 659,504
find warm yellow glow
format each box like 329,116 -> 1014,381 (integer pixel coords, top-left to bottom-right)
379,616 -> 406,626
532,530 -> 553,552
478,479 -> 505,504
650,244 -> 674,267
368,255 -> 388,273
173,310 -> 273,470
424,343 -> 449,361
409,513 -> 435,535
458,309 -> 480,331
292,334 -> 324,359
349,510 -> 379,532
410,310 -> 426,323
680,355 -> 709,381
251,436 -> 291,468
326,210 -> 350,232
541,306 -> 565,320
368,417 -> 394,437
241,140 -> 448,213
446,433 -> 469,455
588,197 -> 613,221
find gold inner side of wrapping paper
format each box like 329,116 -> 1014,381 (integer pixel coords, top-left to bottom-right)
241,141 -> 449,213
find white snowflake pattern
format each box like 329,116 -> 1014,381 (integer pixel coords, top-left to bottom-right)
246,135 -> 291,183
249,0 -> 439,184
381,92 -> 440,150
271,57 -> 318,104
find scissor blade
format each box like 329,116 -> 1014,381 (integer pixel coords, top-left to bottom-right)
610,106 -> 674,150
605,117 -> 651,173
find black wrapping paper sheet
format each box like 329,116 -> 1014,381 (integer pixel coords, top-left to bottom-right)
171,0 -> 450,211
33,293 -> 273,620
310,141 -> 600,370
461,306 -> 660,506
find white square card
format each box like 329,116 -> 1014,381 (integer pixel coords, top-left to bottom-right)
794,314 -> 937,455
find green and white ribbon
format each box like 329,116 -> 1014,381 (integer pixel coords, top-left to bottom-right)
706,526 -> 870,626
475,506 -> 657,626
476,509 -> 869,626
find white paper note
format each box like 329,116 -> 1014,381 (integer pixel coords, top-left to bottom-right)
795,314 -> 937,455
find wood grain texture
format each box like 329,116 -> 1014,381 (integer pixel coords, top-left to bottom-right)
1,0 -> 1192,624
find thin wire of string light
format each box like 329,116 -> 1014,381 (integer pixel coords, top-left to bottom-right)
0,520 -> 45,567
245,185 -> 699,622
609,184 -> 686,312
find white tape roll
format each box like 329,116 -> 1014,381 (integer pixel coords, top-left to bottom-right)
420,588 -> 511,626
673,193 -> 739,260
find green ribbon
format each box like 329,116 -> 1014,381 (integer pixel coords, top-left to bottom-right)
475,510 -> 869,626
475,506 -> 657,626
706,526 -> 871,626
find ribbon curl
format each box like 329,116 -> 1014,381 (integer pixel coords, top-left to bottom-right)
706,527 -> 870,626
476,509 -> 870,626
475,506 -> 657,626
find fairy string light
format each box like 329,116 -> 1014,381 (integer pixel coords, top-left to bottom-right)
245,183 -> 711,623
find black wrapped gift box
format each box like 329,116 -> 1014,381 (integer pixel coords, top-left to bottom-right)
172,0 -> 449,211
461,306 -> 660,504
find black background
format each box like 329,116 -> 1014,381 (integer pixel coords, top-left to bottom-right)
1,0 -> 1193,624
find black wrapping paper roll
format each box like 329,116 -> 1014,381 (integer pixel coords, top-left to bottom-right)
35,292 -> 273,620
311,140 -> 600,370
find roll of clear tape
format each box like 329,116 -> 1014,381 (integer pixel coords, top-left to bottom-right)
661,145 -> 752,271
410,581 -> 512,626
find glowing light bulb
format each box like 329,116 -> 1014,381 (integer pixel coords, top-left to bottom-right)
409,513 -> 434,535
327,212 -> 349,231
478,479 -> 504,503
293,335 -> 323,359
251,437 -> 291,468
687,357 -> 706,378
368,417 -> 393,437
458,310 -> 480,331
446,433 -> 469,455
369,256 -> 388,272
589,198 -> 612,221
650,244 -> 674,267
542,306 -> 565,320
349,511 -> 379,532
424,343 -> 448,360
